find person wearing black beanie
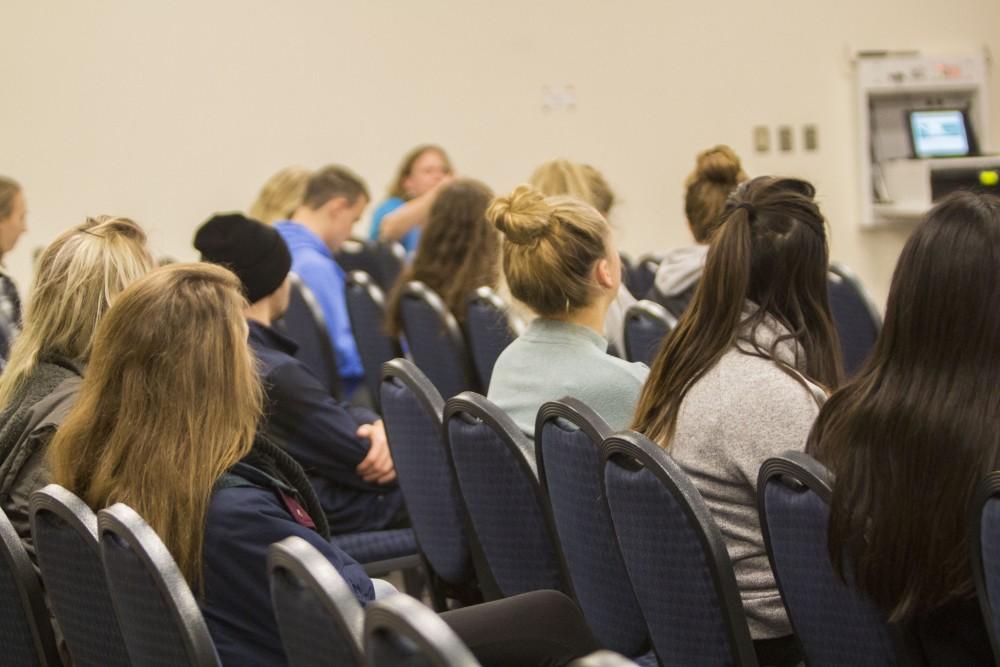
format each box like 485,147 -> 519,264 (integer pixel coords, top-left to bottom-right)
195,212 -> 406,535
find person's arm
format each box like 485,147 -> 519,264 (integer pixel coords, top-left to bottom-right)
378,177 -> 452,242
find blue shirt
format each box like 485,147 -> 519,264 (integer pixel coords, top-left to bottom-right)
248,320 -> 404,533
368,197 -> 421,253
275,221 -> 364,393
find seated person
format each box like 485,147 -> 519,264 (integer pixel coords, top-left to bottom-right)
195,213 -> 404,534
486,184 -> 648,443
369,144 -> 453,252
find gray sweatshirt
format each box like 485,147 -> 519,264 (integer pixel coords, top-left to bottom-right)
667,314 -> 824,640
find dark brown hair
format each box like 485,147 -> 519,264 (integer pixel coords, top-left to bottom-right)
386,179 -> 498,335
685,145 -> 747,243
302,165 -> 370,210
808,190 -> 1000,622
388,145 -> 452,200
633,176 -> 842,445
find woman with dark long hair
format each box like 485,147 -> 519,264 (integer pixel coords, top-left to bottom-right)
633,176 -> 842,666
808,190 -> 1000,665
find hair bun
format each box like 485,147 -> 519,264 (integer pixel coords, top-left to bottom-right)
487,184 -> 554,245
695,145 -> 744,186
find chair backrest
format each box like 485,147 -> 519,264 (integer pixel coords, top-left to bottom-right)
346,270 -> 402,410
399,281 -> 479,399
464,287 -> 524,389
98,503 -> 220,667
535,399 -> 649,657
602,433 -> 758,666
444,392 -> 566,598
827,263 -> 882,377
569,650 -> 641,667
335,239 -> 406,293
623,300 -> 676,365
29,485 -> 131,667
0,499 -> 60,666
380,358 -> 473,588
275,272 -> 343,398
969,472 -> 1000,665
364,593 -> 480,667
758,451 -> 897,666
629,254 -> 662,299
267,536 -> 365,667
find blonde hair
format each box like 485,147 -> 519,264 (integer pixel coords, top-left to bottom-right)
388,145 -> 452,200
487,185 -> 609,317
48,263 -> 262,591
0,176 -> 20,222
0,216 -> 153,408
249,167 -> 310,224
529,160 -> 616,216
685,145 -> 747,242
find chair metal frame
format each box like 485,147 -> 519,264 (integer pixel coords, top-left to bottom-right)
622,299 -> 677,364
276,272 -> 343,398
364,593 -> 480,667
345,270 -> 402,410
829,262 -> 883,332
465,286 -> 524,389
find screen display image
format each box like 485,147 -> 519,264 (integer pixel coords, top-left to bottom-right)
909,110 -> 972,159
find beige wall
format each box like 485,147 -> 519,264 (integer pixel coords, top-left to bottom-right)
2,0 -> 998,306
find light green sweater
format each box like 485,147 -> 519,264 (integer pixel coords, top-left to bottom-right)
487,319 -> 649,457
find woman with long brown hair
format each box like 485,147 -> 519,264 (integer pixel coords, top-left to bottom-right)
385,178 -> 499,335
808,191 -> 1000,665
632,176 -> 841,666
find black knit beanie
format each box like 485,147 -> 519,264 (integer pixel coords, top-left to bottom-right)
194,212 -> 292,303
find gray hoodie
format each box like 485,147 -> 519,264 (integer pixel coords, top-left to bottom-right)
652,244 -> 707,299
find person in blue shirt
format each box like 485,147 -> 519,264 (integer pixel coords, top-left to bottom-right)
195,212 -> 405,534
368,144 -> 453,253
275,165 -> 369,396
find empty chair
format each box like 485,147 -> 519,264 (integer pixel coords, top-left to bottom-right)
629,254 -> 662,300
345,270 -> 403,410
267,536 -> 365,667
757,451 -> 897,666
827,263 -> 882,377
445,392 -> 566,598
0,499 -> 60,667
380,358 -> 485,608
602,432 -> 758,666
464,287 -> 524,389
365,593 -> 479,667
399,281 -> 479,399
335,528 -> 421,578
98,503 -> 221,667
336,239 -> 406,293
536,399 -> 653,664
28,485 -> 131,667
570,650 -> 641,667
623,300 -> 676,365
275,272 -> 343,398
969,472 -> 1000,664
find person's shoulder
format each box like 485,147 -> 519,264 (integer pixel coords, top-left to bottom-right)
602,355 -> 650,388
374,197 -> 405,216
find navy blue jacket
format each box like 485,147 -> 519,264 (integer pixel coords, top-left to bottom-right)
201,462 -> 374,666
248,320 -> 404,533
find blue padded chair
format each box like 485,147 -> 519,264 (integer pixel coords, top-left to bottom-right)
536,399 -> 653,664
464,287 -> 524,390
757,451 -> 898,666
0,498 -> 60,666
29,485 -> 131,667
629,254 -> 662,300
365,593 -> 480,667
969,472 -> 1000,665
827,263 -> 882,377
444,392 -> 567,598
380,358 -> 487,609
336,528 -> 421,578
267,536 -> 366,667
571,651 -> 641,667
98,503 -> 220,666
623,300 -> 676,366
275,272 -> 343,399
336,239 -> 406,293
345,270 -> 402,411
602,432 -> 758,666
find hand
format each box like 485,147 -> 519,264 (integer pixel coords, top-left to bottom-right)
355,420 -> 397,484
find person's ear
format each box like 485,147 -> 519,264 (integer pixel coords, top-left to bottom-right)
595,258 -> 614,289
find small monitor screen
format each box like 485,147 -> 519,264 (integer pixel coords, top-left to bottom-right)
908,110 -> 972,158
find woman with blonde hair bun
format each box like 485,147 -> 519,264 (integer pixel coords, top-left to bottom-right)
486,184 -> 648,443
648,145 -> 748,317
0,216 -> 153,553
249,166 -> 311,224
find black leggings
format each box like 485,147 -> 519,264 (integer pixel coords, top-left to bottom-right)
441,590 -> 601,667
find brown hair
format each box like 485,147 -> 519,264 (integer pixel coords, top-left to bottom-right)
48,263 -> 262,591
685,145 -> 747,243
386,179 -> 498,335
388,145 -> 452,200
529,160 -> 617,216
249,167 -> 310,224
0,176 -> 21,222
486,184 -> 610,317
809,191 -> 1000,622
302,165 -> 370,210
633,176 -> 842,446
